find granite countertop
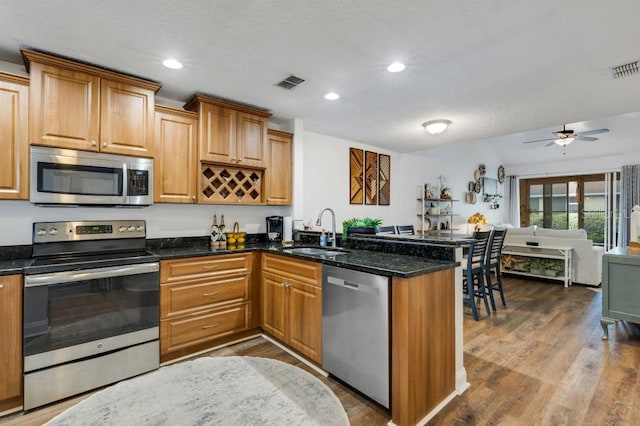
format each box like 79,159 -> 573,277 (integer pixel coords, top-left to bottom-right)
150,242 -> 456,278
0,240 -> 458,279
0,258 -> 33,276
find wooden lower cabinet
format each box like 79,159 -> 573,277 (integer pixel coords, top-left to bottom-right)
0,274 -> 22,411
160,253 -> 259,361
261,254 -> 322,364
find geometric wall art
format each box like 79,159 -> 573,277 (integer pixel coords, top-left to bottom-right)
349,148 -> 364,204
365,151 -> 379,205
378,153 -> 391,205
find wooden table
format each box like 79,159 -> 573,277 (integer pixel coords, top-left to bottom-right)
502,243 -> 573,287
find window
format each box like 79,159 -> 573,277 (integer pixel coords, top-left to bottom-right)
520,173 -> 620,246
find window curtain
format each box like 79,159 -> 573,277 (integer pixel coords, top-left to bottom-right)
505,175 -> 520,227
617,164 -> 640,246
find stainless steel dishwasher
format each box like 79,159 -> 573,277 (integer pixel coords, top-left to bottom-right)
322,265 -> 390,408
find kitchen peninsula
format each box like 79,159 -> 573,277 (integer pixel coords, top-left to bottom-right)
0,233 -> 463,426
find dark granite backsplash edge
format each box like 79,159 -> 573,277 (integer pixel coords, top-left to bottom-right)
346,236 -> 456,262
146,233 -> 267,250
0,244 -> 32,261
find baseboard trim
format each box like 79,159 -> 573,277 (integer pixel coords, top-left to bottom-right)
160,333 -> 262,367
386,389 -> 458,426
260,334 -> 328,377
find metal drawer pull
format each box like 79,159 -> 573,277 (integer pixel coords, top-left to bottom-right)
202,323 -> 219,329
0,284 -> 4,289
203,291 -> 220,296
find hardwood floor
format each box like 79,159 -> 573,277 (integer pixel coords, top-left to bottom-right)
3,276 -> 640,425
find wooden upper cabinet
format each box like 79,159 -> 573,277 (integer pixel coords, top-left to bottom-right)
184,94 -> 271,168
154,106 -> 198,203
100,80 -> 155,156
23,50 -> 160,157
0,72 -> 29,200
265,129 -> 293,205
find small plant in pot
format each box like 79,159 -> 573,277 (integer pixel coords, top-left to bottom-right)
342,217 -> 383,241
526,258 -> 546,275
545,260 -> 564,277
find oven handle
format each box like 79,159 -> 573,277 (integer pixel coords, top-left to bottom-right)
24,262 -> 159,287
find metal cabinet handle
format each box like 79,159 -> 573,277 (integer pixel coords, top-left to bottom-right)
238,157 -> 243,163
0,284 -> 4,289
202,323 -> 219,329
232,157 -> 237,162
203,291 -> 219,296
192,195 -> 196,201
91,141 -> 97,147
102,142 -> 108,148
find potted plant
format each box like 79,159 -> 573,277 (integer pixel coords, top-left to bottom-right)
342,217 -> 383,241
526,258 -> 545,275
545,260 -> 564,277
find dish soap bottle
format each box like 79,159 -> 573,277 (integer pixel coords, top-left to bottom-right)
320,229 -> 327,247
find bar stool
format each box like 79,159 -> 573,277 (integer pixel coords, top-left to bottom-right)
484,229 -> 508,311
463,231 -> 492,321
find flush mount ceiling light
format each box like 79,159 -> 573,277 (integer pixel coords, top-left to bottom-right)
387,62 -> 406,73
554,136 -> 575,146
162,58 -> 183,69
422,119 -> 452,135
324,92 -> 340,100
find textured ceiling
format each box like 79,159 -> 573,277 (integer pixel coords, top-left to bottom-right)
1,0 -> 640,156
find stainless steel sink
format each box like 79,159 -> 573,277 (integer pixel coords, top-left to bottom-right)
282,247 -> 348,256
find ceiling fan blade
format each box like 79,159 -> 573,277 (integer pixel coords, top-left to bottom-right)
576,136 -> 598,142
577,128 -> 609,136
523,138 -> 554,144
544,141 -> 555,147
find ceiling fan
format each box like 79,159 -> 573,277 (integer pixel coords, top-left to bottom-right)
522,125 -> 610,147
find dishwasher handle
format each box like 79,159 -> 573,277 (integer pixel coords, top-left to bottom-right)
326,275 -> 380,296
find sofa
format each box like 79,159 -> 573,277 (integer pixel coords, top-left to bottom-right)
499,226 -> 604,286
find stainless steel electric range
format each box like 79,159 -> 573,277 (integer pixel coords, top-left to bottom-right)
22,220 -> 160,410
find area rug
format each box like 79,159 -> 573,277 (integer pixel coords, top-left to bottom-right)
45,356 -> 350,425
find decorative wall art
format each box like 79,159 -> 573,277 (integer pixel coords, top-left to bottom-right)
349,147 -> 391,205
349,148 -> 364,204
365,151 -> 378,205
378,154 -> 391,205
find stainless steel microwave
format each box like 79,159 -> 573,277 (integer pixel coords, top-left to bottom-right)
30,146 -> 153,206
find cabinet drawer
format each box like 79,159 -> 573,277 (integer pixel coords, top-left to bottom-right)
262,254 -> 321,286
161,254 -> 251,283
160,303 -> 250,354
161,274 -> 249,318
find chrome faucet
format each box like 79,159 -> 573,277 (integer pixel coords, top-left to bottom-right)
316,208 -> 337,248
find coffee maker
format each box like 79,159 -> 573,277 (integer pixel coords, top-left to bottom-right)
266,216 -> 283,242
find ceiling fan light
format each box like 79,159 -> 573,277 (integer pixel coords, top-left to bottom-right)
554,136 -> 575,146
422,119 -> 452,135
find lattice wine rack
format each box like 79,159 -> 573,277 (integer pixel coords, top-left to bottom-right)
199,164 -> 263,204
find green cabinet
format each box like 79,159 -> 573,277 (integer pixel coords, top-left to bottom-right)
601,247 -> 640,339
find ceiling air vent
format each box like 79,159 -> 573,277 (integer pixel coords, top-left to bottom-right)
611,60 -> 639,78
277,75 -> 305,90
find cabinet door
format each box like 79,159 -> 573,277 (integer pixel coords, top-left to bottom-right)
199,103 -> 235,163
261,272 -> 287,342
154,108 -> 198,203
100,80 -> 154,157
29,62 -> 100,151
265,130 -> 292,205
0,275 -> 22,404
288,279 -> 322,363
0,74 -> 28,199
236,112 -> 266,168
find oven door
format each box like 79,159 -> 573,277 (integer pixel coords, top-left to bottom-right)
23,262 -> 159,372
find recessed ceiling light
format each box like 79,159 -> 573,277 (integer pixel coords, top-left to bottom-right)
324,92 -> 340,100
387,62 -> 406,73
162,58 -> 183,69
422,119 -> 452,135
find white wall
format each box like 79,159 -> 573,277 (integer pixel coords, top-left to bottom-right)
506,151 -> 640,177
0,201 -> 291,246
300,131 -> 428,231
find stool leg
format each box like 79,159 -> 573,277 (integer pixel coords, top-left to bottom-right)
485,266 -> 497,312
496,263 -> 507,307
476,271 -> 491,315
464,271 -> 479,321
